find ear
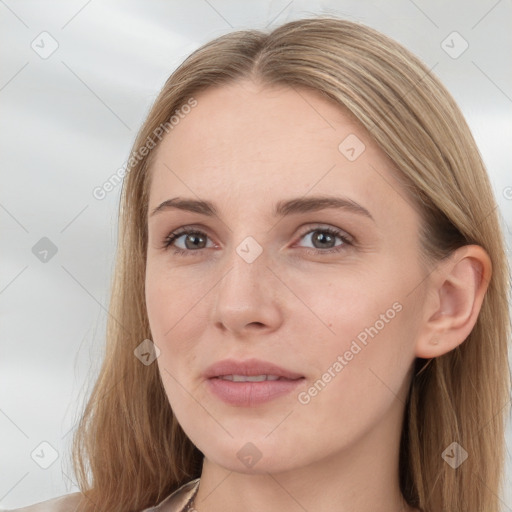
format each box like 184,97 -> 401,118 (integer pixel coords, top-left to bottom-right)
415,245 -> 492,358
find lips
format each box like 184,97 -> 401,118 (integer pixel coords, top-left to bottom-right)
203,358 -> 305,407
203,358 -> 304,380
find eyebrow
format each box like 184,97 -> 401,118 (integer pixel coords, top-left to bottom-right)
149,195 -> 374,221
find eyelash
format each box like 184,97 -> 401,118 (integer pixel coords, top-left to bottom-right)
161,225 -> 353,257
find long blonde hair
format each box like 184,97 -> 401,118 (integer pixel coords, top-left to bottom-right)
72,17 -> 511,512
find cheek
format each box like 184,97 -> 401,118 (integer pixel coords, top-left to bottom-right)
145,261 -> 205,343
145,263 -> 211,401
293,305 -> 413,448
294,269 -> 414,389
288,269 -> 397,343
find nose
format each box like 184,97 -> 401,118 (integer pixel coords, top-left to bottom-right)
212,243 -> 284,337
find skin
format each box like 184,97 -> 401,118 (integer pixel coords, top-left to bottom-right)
145,80 -> 491,512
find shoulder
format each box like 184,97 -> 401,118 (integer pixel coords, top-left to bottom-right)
143,479 -> 200,512
2,492 -> 83,512
3,479 -> 200,512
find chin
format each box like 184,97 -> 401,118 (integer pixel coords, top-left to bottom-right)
196,435 -> 306,475
211,451 -> 298,475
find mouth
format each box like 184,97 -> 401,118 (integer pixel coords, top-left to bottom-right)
217,374 -> 293,382
204,358 -> 305,407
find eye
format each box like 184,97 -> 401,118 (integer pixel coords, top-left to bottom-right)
295,226 -> 352,254
162,228 -> 214,256
161,225 -> 353,256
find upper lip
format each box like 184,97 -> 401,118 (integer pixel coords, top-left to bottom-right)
203,358 -> 304,380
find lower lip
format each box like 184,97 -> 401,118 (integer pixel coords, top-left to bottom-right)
206,377 -> 304,406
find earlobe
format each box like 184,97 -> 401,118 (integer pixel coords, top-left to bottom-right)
415,245 -> 492,359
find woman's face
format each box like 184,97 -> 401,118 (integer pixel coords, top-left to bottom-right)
145,80 -> 429,474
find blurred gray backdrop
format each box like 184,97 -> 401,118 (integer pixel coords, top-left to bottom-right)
1,0 -> 511,509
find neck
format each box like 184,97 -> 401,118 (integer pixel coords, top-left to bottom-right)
191,397 -> 417,512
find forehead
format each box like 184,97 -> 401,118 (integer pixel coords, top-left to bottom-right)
152,81 -> 364,172
148,80 -> 418,227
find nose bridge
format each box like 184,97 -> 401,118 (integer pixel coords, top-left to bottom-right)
212,234 -> 283,333
219,236 -> 269,306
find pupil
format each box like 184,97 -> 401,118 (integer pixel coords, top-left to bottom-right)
186,234 -> 205,249
314,232 -> 334,248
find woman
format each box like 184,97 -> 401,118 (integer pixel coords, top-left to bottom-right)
10,16 -> 510,512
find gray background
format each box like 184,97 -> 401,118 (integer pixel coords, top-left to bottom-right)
1,0 -> 511,509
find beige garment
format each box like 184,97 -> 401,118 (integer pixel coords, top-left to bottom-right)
2,479 -> 200,512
